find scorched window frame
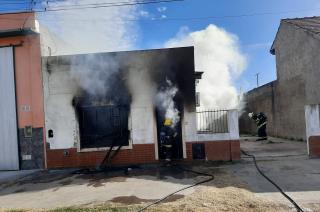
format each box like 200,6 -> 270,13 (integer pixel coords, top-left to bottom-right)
76,104 -> 132,152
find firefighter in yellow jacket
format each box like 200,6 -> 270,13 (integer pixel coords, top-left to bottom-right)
160,118 -> 177,162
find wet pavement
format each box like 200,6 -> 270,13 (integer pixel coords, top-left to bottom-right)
0,165 -> 198,209
227,136 -> 320,211
0,137 -> 319,211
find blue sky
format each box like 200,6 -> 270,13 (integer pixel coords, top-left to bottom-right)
136,0 -> 320,92
1,0 -> 320,91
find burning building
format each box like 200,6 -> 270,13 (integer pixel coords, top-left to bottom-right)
0,12 -> 240,170
42,47 -> 240,169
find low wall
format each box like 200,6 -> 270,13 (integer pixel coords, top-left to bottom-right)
46,144 -> 156,169
47,140 -> 240,169
186,110 -> 240,161
186,140 -> 240,161
305,105 -> 320,157
308,136 -> 320,157
240,77 -> 306,141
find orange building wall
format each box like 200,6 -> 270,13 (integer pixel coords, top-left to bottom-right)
0,12 -> 45,169
0,35 -> 44,128
0,12 -> 35,30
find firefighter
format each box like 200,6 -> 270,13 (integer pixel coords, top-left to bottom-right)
248,112 -> 268,141
160,118 -> 177,163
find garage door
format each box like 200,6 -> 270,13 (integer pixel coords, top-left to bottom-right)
0,47 -> 19,170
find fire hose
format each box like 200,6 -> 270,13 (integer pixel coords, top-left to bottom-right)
241,149 -> 304,212
136,165 -> 214,212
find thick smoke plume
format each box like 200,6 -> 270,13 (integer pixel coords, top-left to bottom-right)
165,25 -> 247,110
155,79 -> 180,127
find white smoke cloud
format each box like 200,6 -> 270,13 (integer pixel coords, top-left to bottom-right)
157,6 -> 167,12
155,79 -> 180,127
69,54 -> 119,97
37,0 -> 139,55
165,25 -> 247,110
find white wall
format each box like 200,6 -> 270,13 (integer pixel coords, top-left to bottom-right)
126,66 -> 156,145
43,62 -> 156,150
43,59 -> 240,151
43,64 -> 79,149
305,104 -> 320,154
183,109 -> 239,142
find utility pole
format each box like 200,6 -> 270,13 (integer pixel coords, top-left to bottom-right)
30,0 -> 34,11
255,73 -> 260,87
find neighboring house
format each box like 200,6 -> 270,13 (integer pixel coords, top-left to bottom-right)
240,17 -> 320,143
0,12 -> 240,170
0,12 -> 45,170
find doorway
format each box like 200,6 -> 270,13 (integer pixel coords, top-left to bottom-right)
156,108 -> 183,160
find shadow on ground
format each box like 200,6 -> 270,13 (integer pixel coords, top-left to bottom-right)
0,137 -> 319,211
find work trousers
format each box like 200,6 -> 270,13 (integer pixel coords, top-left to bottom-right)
258,124 -> 267,138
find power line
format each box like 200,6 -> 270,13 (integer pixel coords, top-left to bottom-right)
0,2 -> 29,5
142,7 -> 320,22
0,0 -> 135,6
0,0 -> 183,13
0,4 -> 320,22
40,0 -> 184,12
36,6 -> 320,22
46,0 -> 174,8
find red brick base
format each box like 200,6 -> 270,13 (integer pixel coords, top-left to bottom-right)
309,136 -> 320,158
46,140 -> 240,169
186,140 -> 240,161
46,144 -> 156,169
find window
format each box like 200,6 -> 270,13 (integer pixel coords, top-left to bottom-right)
196,92 -> 200,107
77,105 -> 129,149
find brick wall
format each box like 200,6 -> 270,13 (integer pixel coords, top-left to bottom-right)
46,141 -> 240,169
309,136 -> 320,157
46,144 -> 156,169
186,140 -> 240,161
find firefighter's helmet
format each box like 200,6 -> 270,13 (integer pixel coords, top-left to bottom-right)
164,118 -> 173,126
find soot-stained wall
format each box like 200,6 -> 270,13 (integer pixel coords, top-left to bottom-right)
43,47 -> 196,150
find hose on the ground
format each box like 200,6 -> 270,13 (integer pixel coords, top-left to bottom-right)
136,165 -> 214,212
241,149 -> 304,212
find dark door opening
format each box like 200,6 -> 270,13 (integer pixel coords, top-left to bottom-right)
156,108 -> 183,160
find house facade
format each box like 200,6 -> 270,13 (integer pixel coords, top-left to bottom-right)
240,16 -> 320,156
0,12 -> 45,170
0,12 -> 240,170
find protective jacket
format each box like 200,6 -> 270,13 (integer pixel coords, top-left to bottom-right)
160,125 -> 177,160
254,113 -> 267,129
252,112 -> 267,138
160,126 -> 176,146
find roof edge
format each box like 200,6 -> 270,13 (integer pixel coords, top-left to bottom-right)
0,28 -> 38,38
0,11 -> 35,16
43,46 -> 195,58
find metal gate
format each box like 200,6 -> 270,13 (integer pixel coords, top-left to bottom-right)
0,47 -> 19,170
77,105 -> 130,149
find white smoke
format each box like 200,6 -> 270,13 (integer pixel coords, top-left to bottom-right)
124,55 -> 156,107
165,25 -> 247,110
155,79 -> 180,127
69,54 -> 120,97
37,0 -> 140,100
37,0 -> 138,55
